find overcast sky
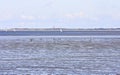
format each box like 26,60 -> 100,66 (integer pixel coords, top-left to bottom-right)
0,0 -> 120,29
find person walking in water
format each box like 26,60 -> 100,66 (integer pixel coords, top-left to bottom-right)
30,38 -> 33,42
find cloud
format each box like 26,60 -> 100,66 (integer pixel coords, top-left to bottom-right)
96,12 -> 120,21
18,22 -> 36,26
19,15 -> 50,21
65,11 -> 98,21
65,12 -> 86,19
0,14 -> 13,21
38,16 -> 49,20
20,15 -> 36,20
111,13 -> 120,20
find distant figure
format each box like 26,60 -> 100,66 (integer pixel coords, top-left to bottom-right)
30,38 -> 33,42
89,37 -> 92,43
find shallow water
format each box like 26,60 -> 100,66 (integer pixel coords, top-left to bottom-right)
0,36 -> 120,75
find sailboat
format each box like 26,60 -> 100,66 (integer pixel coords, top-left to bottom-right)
60,29 -> 63,32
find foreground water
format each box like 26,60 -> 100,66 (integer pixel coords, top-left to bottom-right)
0,36 -> 120,75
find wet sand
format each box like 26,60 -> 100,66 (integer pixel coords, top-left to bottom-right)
0,37 -> 120,75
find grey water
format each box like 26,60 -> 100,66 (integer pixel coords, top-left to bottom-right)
0,31 -> 120,36
0,33 -> 120,75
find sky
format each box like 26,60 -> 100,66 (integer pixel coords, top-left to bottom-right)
0,0 -> 120,29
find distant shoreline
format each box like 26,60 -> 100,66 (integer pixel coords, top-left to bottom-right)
1,28 -> 120,31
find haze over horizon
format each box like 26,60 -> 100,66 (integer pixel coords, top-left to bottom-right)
0,0 -> 120,29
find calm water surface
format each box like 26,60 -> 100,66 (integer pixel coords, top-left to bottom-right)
0,31 -> 120,36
